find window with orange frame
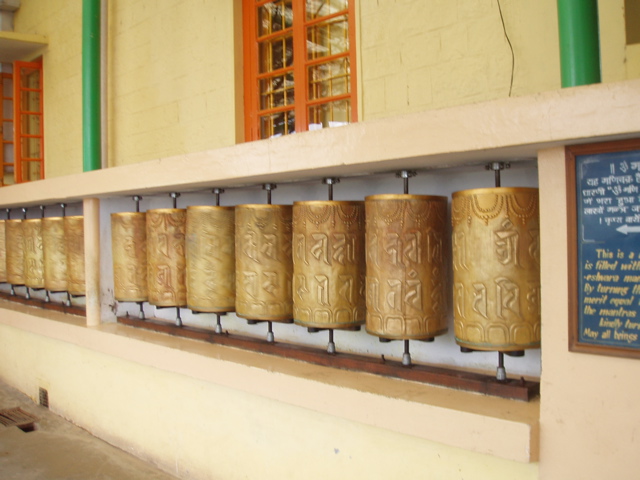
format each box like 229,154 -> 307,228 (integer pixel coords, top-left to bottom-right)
14,59 -> 44,183
243,0 -> 357,141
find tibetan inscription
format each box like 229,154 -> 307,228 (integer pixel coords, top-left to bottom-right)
576,149 -> 640,350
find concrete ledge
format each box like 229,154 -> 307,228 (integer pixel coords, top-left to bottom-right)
0,299 -> 539,463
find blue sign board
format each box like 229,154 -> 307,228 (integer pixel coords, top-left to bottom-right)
576,149 -> 640,350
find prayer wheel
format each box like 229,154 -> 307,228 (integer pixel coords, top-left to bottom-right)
6,219 -> 24,285
65,216 -> 86,296
185,206 -> 235,313
292,200 -> 365,329
111,212 -> 148,302
146,208 -> 186,307
23,219 -> 44,289
0,220 -> 6,283
42,217 -> 68,292
235,204 -> 293,321
365,194 -> 449,340
451,187 -> 540,351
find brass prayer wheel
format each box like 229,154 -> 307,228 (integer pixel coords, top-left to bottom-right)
292,201 -> 365,329
65,216 -> 86,296
6,219 -> 24,285
235,204 -> 293,321
0,220 -> 6,283
111,212 -> 148,302
42,217 -> 67,292
23,219 -> 45,289
451,187 -> 540,351
365,194 -> 449,340
185,206 -> 235,313
146,208 -> 187,307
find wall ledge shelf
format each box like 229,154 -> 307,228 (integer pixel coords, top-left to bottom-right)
0,78 -> 639,208
0,298 -> 539,463
0,31 -> 47,63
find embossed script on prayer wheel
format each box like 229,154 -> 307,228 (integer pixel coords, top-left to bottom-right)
146,209 -> 187,307
292,201 -> 365,329
42,217 -> 67,292
6,219 -> 24,285
65,216 -> 86,296
365,194 -> 449,340
23,219 -> 45,289
0,220 -> 6,283
111,212 -> 148,302
451,187 -> 541,351
186,206 -> 235,313
235,205 -> 292,321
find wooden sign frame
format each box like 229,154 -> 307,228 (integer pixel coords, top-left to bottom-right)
567,138 -> 640,359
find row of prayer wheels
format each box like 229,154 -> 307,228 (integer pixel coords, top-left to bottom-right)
111,175 -> 541,367
0,213 -> 85,299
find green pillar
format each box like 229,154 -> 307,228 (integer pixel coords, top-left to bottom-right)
557,0 -> 601,87
83,0 -> 101,172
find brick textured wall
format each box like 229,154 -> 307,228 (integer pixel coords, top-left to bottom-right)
358,0 -> 562,120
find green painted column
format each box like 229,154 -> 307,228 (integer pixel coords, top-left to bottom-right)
557,0 -> 601,87
83,0 -> 101,172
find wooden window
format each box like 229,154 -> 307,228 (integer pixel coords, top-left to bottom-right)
14,59 -> 44,183
243,0 -> 357,141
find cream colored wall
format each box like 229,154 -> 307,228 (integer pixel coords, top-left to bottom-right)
107,0 -> 240,168
358,0 -> 561,119
13,1 -> 83,179
12,0 -> 638,178
538,147 -> 640,480
0,321 -> 538,480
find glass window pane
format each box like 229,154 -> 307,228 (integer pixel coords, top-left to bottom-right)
20,91 -> 41,112
20,137 -> 41,160
21,160 -> 41,182
259,72 -> 295,110
308,99 -> 350,130
258,1 -> 293,37
20,114 -> 42,136
307,15 -> 348,60
260,109 -> 295,138
259,34 -> 294,73
306,0 -> 348,20
20,68 -> 41,90
2,121 -> 13,141
308,58 -> 349,100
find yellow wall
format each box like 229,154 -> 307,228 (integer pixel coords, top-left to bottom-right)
538,147 -> 640,480
106,0 -> 242,168
358,0 -> 561,118
12,0 -> 639,178
0,320 -> 538,480
14,1 -> 83,179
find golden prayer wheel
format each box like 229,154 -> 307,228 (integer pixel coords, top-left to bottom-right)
365,194 -> 449,340
111,212 -> 148,302
292,201 -> 365,329
65,216 -> 86,296
185,206 -> 235,313
146,208 -> 187,307
0,220 -> 6,283
235,204 -> 293,321
451,187 -> 540,351
42,217 -> 68,292
23,219 -> 45,289
6,219 -> 24,285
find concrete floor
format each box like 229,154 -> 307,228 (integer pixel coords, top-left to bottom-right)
0,380 -> 176,479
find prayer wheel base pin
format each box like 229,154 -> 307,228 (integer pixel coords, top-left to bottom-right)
214,313 -> 224,335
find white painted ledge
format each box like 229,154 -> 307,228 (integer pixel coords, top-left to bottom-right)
1,79 -> 639,208
0,299 -> 539,463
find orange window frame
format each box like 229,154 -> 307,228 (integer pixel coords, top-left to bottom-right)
0,71 -> 13,185
14,59 -> 44,183
243,0 -> 358,141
